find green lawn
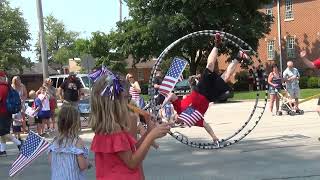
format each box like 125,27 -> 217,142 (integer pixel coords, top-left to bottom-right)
140,88 -> 320,101
232,88 -> 320,100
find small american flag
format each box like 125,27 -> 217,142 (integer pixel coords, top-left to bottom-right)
9,131 -> 50,177
178,107 -> 203,127
159,57 -> 187,96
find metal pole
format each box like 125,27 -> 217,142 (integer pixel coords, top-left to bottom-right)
36,0 -> 49,80
277,0 -> 283,73
119,0 -> 122,22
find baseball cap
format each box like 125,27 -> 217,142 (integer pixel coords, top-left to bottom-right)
69,72 -> 76,77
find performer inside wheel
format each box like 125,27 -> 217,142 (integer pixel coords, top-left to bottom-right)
161,33 -> 252,144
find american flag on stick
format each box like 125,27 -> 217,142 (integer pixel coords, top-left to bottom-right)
9,131 -> 50,177
178,107 -> 203,127
159,57 -> 187,97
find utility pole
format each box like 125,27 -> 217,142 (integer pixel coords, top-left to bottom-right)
36,0 -> 49,80
277,0 -> 283,73
119,0 -> 122,22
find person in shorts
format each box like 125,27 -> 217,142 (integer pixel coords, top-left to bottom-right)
268,64 -> 282,115
163,33 -> 252,143
153,70 -> 165,105
32,87 -> 51,136
12,112 -> 23,141
0,71 -> 22,156
283,61 -> 302,113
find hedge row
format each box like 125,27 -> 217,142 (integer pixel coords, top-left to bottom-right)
234,75 -> 320,91
140,75 -> 319,93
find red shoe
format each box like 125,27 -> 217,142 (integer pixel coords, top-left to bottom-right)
237,50 -> 253,67
214,33 -> 222,47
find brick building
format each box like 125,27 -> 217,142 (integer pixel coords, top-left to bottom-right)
258,0 -> 320,75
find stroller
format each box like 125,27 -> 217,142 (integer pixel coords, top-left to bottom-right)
276,87 -> 304,116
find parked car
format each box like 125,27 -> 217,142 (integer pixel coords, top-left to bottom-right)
49,74 -> 92,98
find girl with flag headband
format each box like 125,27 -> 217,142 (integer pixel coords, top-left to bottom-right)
89,66 -> 171,180
162,33 -> 252,145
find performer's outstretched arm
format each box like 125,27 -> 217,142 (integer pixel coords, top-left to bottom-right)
300,50 -> 316,69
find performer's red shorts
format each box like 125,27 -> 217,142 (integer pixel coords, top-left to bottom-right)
194,119 -> 204,127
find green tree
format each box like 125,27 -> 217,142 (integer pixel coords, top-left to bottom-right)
112,0 -> 273,74
36,14 -> 78,69
73,38 -> 90,56
0,0 -> 31,72
74,32 -> 127,74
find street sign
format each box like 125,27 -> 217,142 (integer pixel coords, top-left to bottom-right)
80,54 -> 95,73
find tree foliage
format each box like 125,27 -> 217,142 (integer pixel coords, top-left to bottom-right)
112,0 -> 273,74
74,32 -> 127,74
36,14 -> 78,68
0,0 -> 31,72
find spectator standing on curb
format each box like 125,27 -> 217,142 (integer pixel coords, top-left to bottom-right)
11,76 -> 28,133
153,70 -> 165,105
37,78 -> 57,131
257,65 -> 266,90
58,73 -> 83,107
283,61 -> 302,113
0,71 -> 22,156
126,73 -> 142,108
268,64 -> 283,116
248,68 -> 255,91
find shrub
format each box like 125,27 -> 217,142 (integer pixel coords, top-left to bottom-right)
233,71 -> 249,91
235,71 -> 248,81
299,76 -> 308,89
307,77 -> 319,88
140,83 -> 149,94
233,81 -> 249,91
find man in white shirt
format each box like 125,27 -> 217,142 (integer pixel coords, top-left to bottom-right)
283,61 -> 301,112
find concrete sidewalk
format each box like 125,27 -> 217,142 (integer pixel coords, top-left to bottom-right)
0,99 -> 319,180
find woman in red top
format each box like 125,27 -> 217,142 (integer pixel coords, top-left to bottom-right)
163,33 -> 251,143
90,72 -> 171,180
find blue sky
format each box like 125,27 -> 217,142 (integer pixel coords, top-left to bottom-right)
9,0 -> 129,61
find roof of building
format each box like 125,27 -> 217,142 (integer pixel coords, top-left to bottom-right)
11,63 -> 58,76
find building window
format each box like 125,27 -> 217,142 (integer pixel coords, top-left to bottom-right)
265,3 -> 273,16
286,36 -> 296,58
285,0 -> 293,20
137,70 -> 144,81
267,40 -> 275,60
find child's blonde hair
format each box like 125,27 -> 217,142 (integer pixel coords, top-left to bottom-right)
90,74 -> 130,134
56,105 -> 81,145
29,90 -> 36,99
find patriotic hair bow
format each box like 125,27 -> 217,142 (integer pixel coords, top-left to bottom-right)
88,66 -> 124,98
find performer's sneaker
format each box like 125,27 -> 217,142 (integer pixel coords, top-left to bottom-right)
237,50 -> 253,68
213,140 -> 220,147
